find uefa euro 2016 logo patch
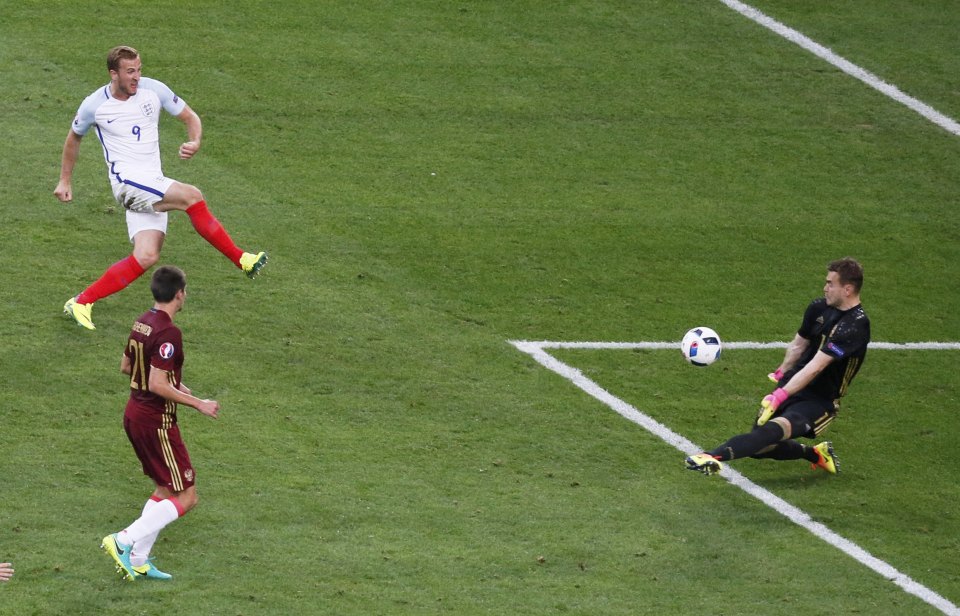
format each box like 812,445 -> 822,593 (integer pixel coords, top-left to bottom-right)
159,342 -> 175,359
826,342 -> 845,358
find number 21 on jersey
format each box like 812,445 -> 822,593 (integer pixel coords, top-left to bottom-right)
128,339 -> 147,390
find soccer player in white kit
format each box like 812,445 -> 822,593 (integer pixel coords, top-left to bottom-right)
54,45 -> 268,330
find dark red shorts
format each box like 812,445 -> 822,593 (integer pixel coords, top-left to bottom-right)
123,416 -> 195,492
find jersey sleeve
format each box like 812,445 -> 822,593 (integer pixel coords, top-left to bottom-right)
150,327 -> 183,373
796,298 -> 824,340
139,77 -> 187,116
821,309 -> 870,360
71,86 -> 109,136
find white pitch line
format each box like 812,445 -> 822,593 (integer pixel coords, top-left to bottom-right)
510,339 -> 960,616
525,340 -> 960,351
719,0 -> 960,137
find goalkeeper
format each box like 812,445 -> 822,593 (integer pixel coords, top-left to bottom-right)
685,258 -> 870,476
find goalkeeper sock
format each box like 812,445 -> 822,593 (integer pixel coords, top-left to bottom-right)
709,422 -> 784,461
752,439 -> 807,461
186,200 -> 244,266
77,255 -> 146,304
801,444 -> 821,464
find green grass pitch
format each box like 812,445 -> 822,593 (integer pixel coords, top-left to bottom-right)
2,1 -> 959,614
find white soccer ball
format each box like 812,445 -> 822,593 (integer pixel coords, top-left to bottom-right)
681,326 -> 722,366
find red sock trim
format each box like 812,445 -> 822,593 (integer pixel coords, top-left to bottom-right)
168,496 -> 187,517
149,494 -> 164,503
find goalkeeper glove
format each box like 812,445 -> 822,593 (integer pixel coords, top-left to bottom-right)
767,368 -> 784,383
757,387 -> 789,426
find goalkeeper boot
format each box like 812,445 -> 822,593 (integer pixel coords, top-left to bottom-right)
133,559 -> 173,580
64,296 -> 96,330
811,441 -> 840,474
685,453 -> 723,476
240,251 -> 268,279
101,533 -> 136,581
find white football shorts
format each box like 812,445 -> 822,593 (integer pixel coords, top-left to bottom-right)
113,174 -> 173,241
126,210 -> 169,241
111,173 -> 175,214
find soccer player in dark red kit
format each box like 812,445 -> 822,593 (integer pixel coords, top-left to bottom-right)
101,265 -> 220,581
685,258 -> 870,476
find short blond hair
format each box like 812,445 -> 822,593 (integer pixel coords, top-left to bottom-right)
107,45 -> 139,72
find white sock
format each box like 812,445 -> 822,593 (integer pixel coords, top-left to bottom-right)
130,498 -> 162,567
118,499 -> 180,549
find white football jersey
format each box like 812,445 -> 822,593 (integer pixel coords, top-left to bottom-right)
71,77 -> 187,186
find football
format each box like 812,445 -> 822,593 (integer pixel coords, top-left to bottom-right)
681,326 -> 722,366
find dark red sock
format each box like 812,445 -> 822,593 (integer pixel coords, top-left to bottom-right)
77,255 -> 146,304
186,200 -> 243,267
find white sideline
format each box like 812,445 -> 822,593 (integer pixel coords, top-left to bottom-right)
719,0 -> 960,137
510,339 -> 960,616
525,340 -> 960,351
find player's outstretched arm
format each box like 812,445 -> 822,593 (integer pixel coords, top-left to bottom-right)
779,350 -> 833,396
54,131 -> 83,202
769,333 -> 809,381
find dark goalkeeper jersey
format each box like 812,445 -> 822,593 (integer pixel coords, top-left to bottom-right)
123,308 -> 184,429
785,297 -> 870,406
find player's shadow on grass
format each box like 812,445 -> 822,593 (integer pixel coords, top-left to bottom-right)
746,469 -> 837,490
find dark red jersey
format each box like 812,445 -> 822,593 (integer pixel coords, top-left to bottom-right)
123,308 -> 184,429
